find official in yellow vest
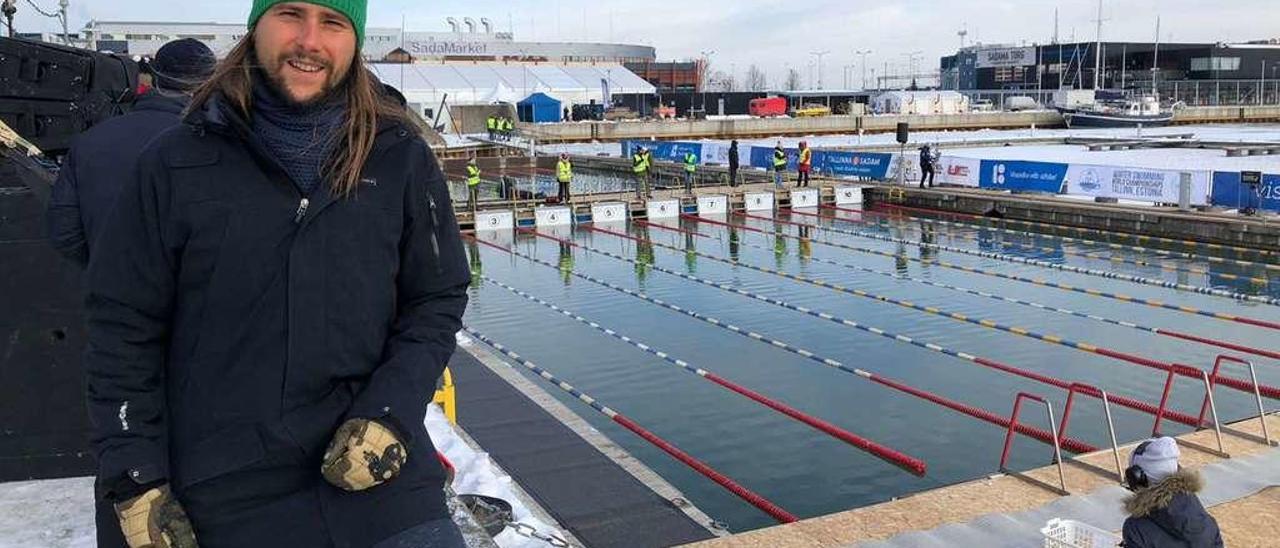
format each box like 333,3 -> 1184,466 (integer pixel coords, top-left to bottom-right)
556,153 -> 573,203
466,157 -> 481,210
772,142 -> 788,189
683,151 -> 698,195
797,141 -> 812,188
486,115 -> 496,140
632,146 -> 650,199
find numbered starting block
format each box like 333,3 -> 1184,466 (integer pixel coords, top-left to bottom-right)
835,185 -> 864,205
591,202 -> 628,224
647,199 -> 680,219
790,188 -> 819,209
744,192 -> 774,212
697,194 -> 728,216
474,210 -> 514,231
535,205 -> 572,227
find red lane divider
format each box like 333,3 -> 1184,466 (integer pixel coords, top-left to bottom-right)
870,201 -> 1279,259
631,218 -> 1210,429
480,273 -> 927,476
489,232 -> 1099,454
644,217 -> 1280,362
734,211 -> 1280,400
613,413 -> 798,523
465,325 -> 798,523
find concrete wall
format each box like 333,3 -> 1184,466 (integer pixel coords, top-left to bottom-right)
1172,105 -> 1280,124
522,111 -> 1063,143
516,105 -> 1280,143
867,187 -> 1280,252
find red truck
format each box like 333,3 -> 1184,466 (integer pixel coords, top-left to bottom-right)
749,96 -> 788,117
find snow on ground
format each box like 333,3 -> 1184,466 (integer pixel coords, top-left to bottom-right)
0,404 -> 565,548
0,476 -> 95,548
427,404 -> 569,548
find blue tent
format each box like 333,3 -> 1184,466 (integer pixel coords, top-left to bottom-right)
517,92 -> 562,123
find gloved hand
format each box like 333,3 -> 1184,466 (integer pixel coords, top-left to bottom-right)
114,484 -> 198,548
321,418 -> 407,492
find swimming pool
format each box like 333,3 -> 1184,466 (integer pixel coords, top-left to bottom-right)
458,205 -> 1280,532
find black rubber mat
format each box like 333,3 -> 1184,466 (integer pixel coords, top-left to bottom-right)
450,348 -> 715,548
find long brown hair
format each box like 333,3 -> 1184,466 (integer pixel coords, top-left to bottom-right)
189,33 -> 410,197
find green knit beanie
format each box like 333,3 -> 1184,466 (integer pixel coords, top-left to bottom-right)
247,0 -> 367,44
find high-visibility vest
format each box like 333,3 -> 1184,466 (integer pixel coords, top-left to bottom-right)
643,152 -> 652,170
556,160 -> 573,183
684,152 -> 697,173
486,116 -> 496,130
799,148 -> 812,168
466,164 -> 481,186
773,148 -> 787,170
632,153 -> 646,174
502,118 -> 513,131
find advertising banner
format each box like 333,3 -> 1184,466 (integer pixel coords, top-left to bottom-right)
978,160 -> 1068,193
621,140 -> 704,164
1065,164 -> 1211,205
975,46 -> 1036,68
1210,171 -> 1280,212
935,156 -> 981,187
816,151 -> 894,179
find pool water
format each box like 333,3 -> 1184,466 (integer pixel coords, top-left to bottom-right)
459,206 -> 1280,532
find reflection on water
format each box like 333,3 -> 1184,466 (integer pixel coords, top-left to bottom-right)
464,206 -> 1280,533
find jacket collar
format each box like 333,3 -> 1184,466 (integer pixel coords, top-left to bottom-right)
134,91 -> 190,115
1124,468 -> 1203,517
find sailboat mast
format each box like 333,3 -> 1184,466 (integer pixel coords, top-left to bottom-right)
1153,16 -> 1161,98
1093,0 -> 1103,89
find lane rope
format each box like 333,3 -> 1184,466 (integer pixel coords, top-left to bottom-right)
478,274 -> 929,475
463,326 -> 799,523
469,236 -> 1100,453
763,209 -> 1280,306
639,218 -> 1280,362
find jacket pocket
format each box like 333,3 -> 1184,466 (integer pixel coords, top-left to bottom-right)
174,424 -> 267,489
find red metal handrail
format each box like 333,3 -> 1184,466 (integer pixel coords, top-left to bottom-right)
999,392 -> 1068,495
1198,355 -> 1274,447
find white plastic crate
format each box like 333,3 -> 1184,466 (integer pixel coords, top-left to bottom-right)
1041,518 -> 1121,548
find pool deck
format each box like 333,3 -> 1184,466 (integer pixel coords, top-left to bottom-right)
681,413 -> 1280,547
452,169 -> 1280,253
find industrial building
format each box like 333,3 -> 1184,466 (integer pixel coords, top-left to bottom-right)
27,19 -> 656,63
941,40 -> 1280,104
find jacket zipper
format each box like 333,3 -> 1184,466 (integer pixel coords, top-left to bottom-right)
426,194 -> 443,274
294,198 -> 310,224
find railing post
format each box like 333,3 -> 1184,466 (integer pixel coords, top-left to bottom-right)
1198,354 -> 1273,446
1000,392 -> 1068,495
1151,369 -> 1178,436
1201,371 -> 1226,455
1058,383 -> 1125,483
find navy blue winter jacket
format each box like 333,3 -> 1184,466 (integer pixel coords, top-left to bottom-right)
83,91 -> 470,547
47,92 -> 188,267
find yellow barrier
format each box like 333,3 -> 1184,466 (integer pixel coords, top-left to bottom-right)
432,367 -> 457,424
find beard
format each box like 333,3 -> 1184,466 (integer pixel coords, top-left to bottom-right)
261,47 -> 348,108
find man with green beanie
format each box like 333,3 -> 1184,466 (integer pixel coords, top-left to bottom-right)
84,1 -> 471,547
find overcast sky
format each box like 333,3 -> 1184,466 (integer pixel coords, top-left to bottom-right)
13,0 -> 1278,88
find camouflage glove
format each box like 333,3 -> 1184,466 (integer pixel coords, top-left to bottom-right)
114,484 -> 198,548
321,418 -> 407,491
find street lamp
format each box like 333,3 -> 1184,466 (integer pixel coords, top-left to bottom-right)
811,50 -> 830,90
854,49 -> 873,90
699,49 -> 716,112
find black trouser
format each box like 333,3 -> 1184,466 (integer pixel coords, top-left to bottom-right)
558,181 -> 571,203
920,164 -> 935,187
798,170 -> 810,187
729,165 -> 739,187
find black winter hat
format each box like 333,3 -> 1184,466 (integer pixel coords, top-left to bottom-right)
145,38 -> 217,92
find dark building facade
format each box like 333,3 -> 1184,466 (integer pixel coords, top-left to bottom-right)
941,41 -> 1280,92
624,60 -> 705,93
